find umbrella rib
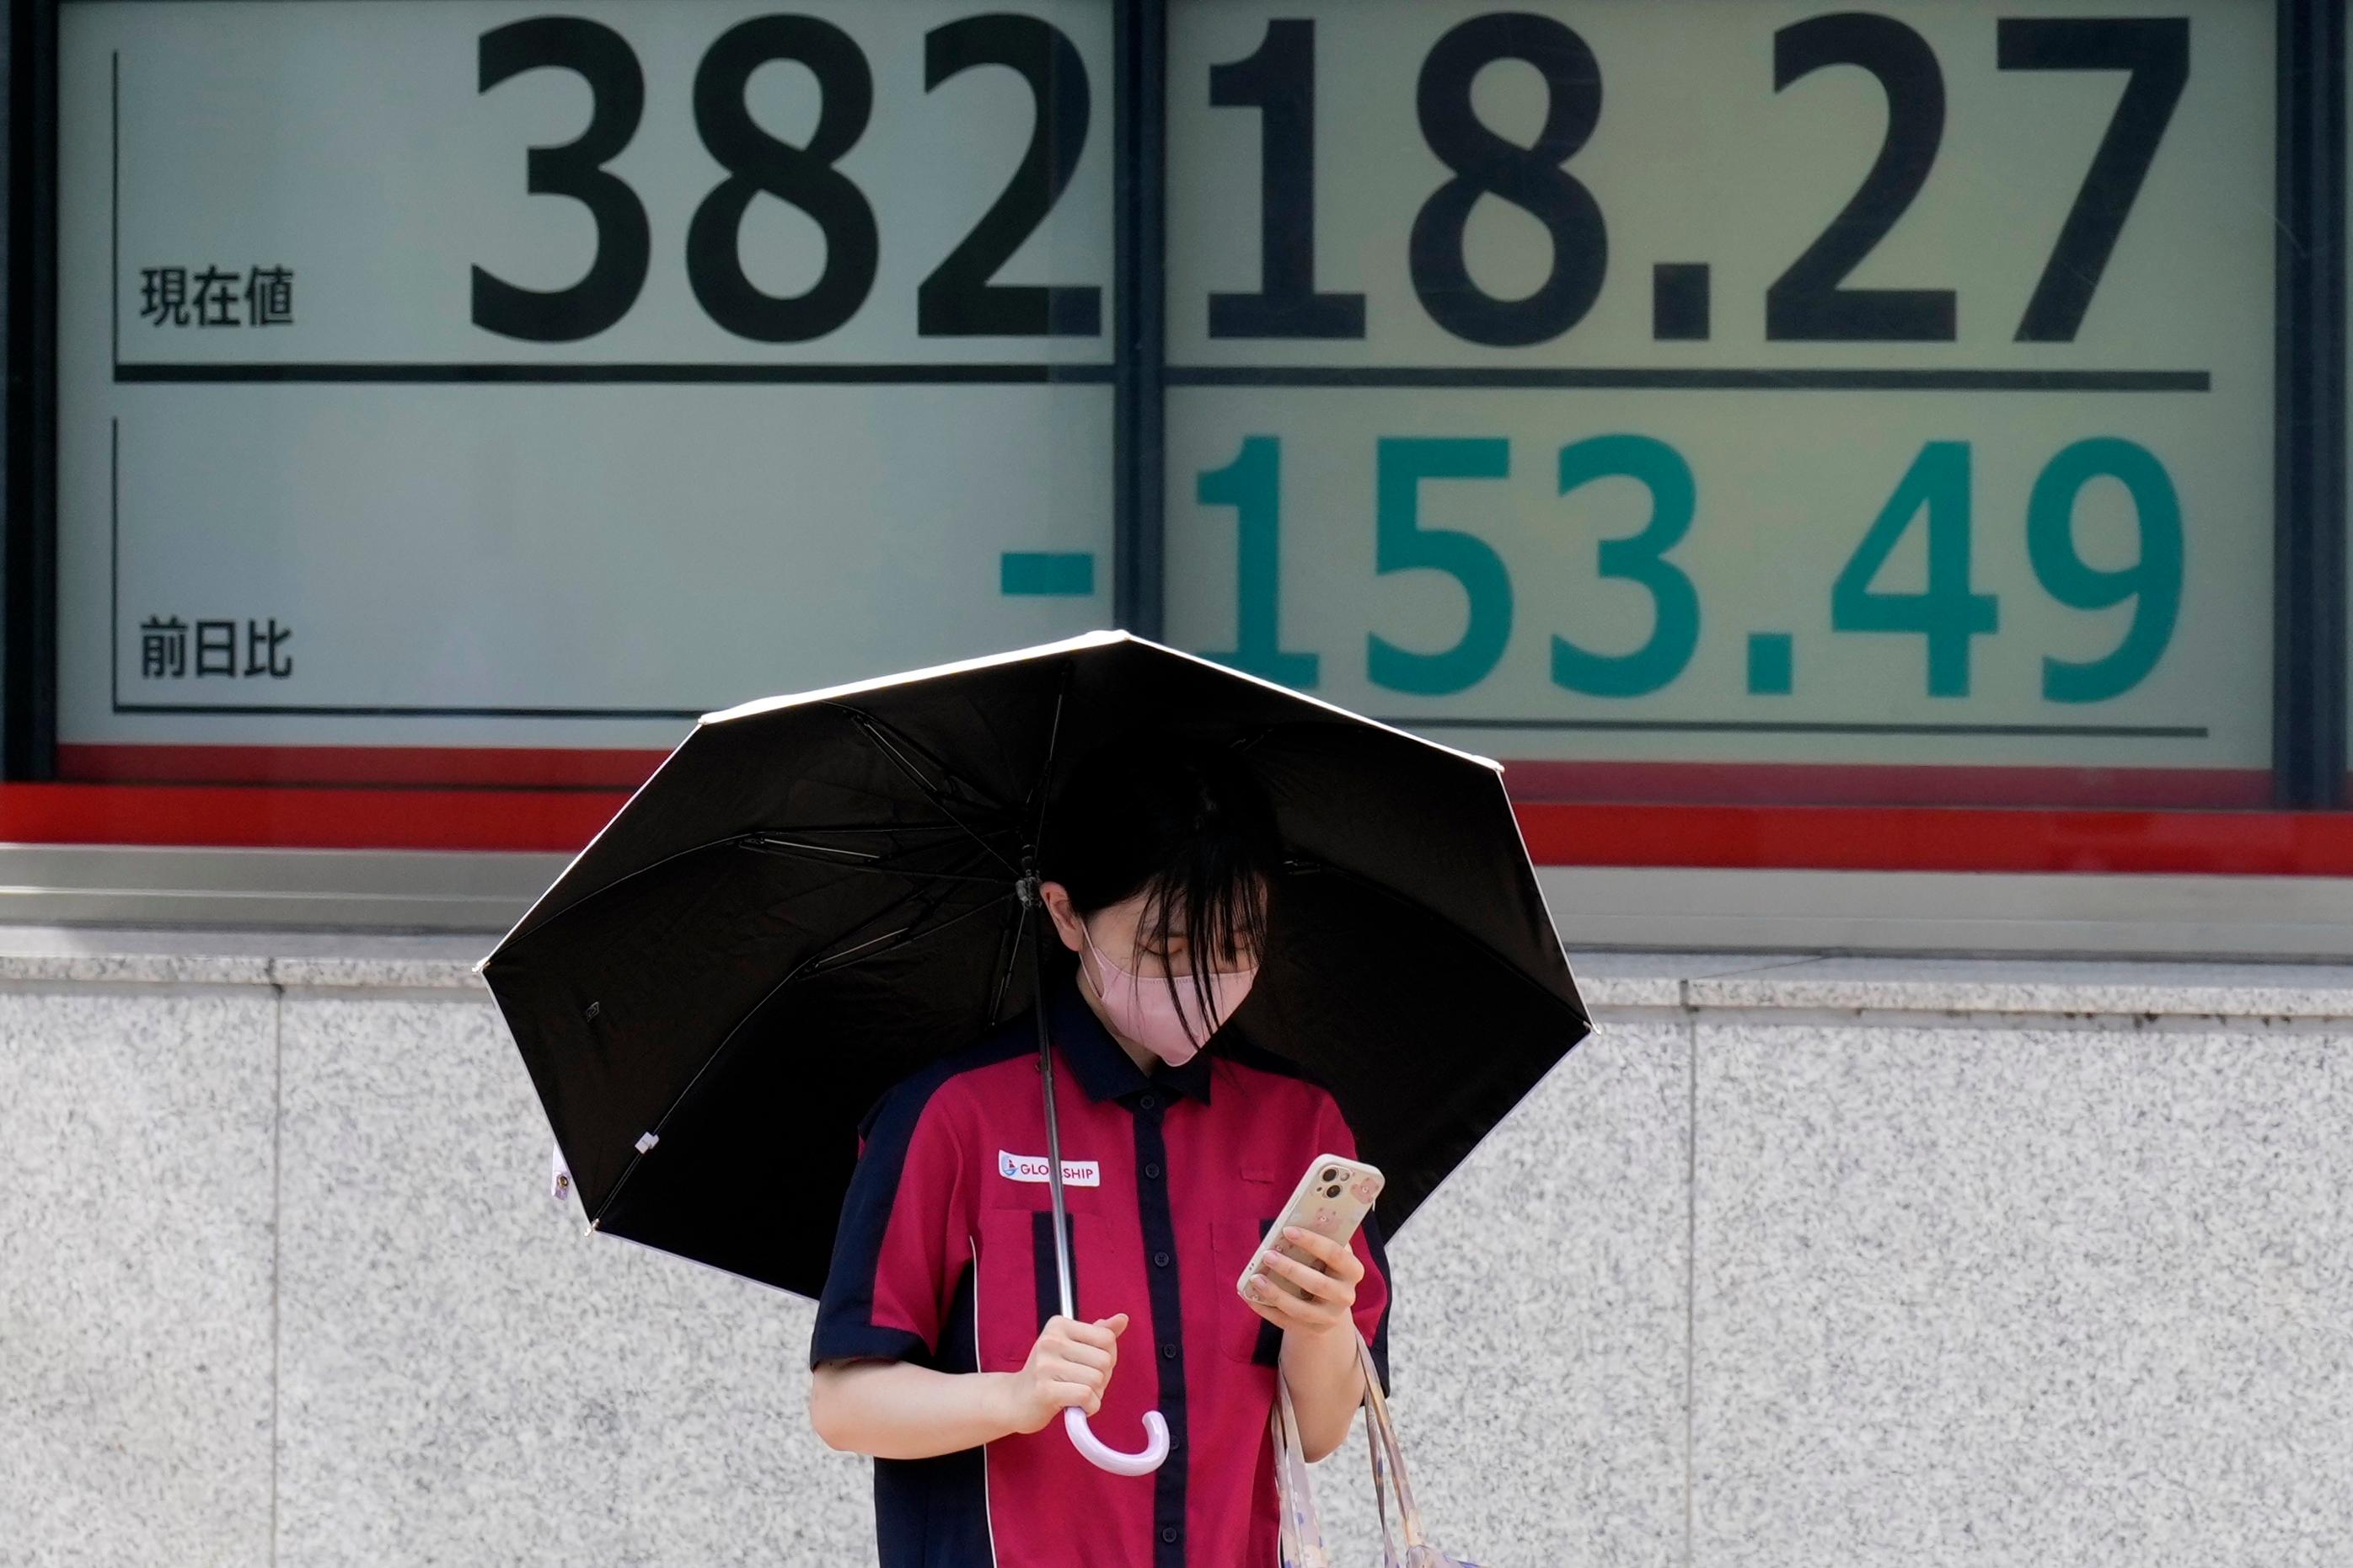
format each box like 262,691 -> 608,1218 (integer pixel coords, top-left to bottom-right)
836,708 -> 1022,876
1026,664 -> 1073,850
744,835 -> 882,862
798,846 -> 1005,975
586,888 -> 1020,1230
993,658 -> 1073,1030
828,701 -> 1021,815
501,826 -> 1014,950
746,821 -> 1011,838
501,829 -> 788,946
988,892 -> 1032,1027
804,922 -> 916,973
737,837 -> 1014,886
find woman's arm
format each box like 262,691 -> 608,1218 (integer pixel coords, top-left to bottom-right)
809,1360 -> 1021,1460
810,1311 -> 1129,1459
1243,1226 -> 1370,1462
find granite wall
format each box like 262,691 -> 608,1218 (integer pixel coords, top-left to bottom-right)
3,937 -> 2348,1566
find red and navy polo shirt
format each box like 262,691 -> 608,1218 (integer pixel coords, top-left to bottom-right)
810,964 -> 1393,1568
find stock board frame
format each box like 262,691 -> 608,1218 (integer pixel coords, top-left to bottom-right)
3,0 -> 2350,880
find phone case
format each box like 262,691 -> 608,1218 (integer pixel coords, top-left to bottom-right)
1236,1153 -> 1386,1302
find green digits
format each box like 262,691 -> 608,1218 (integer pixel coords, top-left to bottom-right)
1550,435 -> 1700,698
2026,437 -> 2181,703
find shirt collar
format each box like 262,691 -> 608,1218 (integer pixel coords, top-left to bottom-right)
1045,964 -> 1215,1105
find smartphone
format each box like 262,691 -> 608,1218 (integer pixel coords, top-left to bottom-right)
1235,1153 -> 1386,1303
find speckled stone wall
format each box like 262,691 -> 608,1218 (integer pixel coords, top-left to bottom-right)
4,936 -> 2350,1566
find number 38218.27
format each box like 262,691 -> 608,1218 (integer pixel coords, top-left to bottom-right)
472,11 -> 2188,349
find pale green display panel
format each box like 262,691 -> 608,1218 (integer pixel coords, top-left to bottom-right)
57,0 -> 1115,753
1165,0 -> 2273,797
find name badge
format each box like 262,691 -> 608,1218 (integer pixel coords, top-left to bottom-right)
998,1149 -> 1100,1187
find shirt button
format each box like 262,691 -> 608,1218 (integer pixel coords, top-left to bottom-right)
1144,1162 -> 1161,1180
1153,1250 -> 1171,1267
1138,1094 -> 1156,1110
1160,1343 -> 1177,1360
1160,1526 -> 1178,1544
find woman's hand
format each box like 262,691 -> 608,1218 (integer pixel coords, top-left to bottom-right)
1244,1228 -> 1371,1460
1000,1312 -> 1129,1434
1241,1226 -> 1363,1340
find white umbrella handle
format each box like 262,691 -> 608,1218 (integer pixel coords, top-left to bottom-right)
1018,873 -> 1167,1478
1064,1405 -> 1169,1475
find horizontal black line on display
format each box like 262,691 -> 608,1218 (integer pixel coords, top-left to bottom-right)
109,363 -> 2204,392
109,705 -> 2204,739
1166,366 -> 2211,393
113,703 -> 708,720
114,361 -> 1118,386
1376,716 -> 2210,738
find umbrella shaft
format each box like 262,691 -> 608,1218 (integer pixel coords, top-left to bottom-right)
1041,1031 -> 1078,1321
1031,904 -> 1079,1322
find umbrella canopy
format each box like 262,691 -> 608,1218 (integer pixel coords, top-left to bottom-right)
477,629 -> 1589,1298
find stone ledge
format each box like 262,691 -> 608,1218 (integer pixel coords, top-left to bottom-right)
0,928 -> 496,990
6,928 -> 2353,1025
1675,955 -> 2353,1024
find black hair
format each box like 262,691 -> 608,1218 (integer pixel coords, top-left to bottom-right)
1037,731 -> 1284,1050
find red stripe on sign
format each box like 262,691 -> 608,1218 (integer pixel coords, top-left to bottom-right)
54,744 -> 2275,811
1512,801 -> 2353,877
1498,760 -> 2272,810
0,783 -> 624,853
56,742 -> 669,789
3,782 -> 2353,875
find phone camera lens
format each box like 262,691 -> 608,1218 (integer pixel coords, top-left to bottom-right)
1324,1183 -> 1343,1198
1320,1167 -> 1338,1183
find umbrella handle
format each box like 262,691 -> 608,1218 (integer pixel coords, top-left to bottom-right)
1063,1405 -> 1170,1476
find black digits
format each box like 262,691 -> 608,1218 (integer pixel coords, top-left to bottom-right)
1998,18 -> 2188,343
1209,19 -> 1364,339
686,15 -> 879,343
473,18 -> 651,343
1409,12 -> 1605,348
1767,13 -> 1954,341
919,14 -> 1101,337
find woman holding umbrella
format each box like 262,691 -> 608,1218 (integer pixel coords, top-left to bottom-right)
481,633 -> 1584,1561
807,732 -> 1391,1567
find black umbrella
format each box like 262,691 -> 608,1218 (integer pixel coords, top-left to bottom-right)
475,629 -> 1589,1472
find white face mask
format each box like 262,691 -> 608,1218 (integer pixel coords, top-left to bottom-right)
1077,915 -> 1259,1067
